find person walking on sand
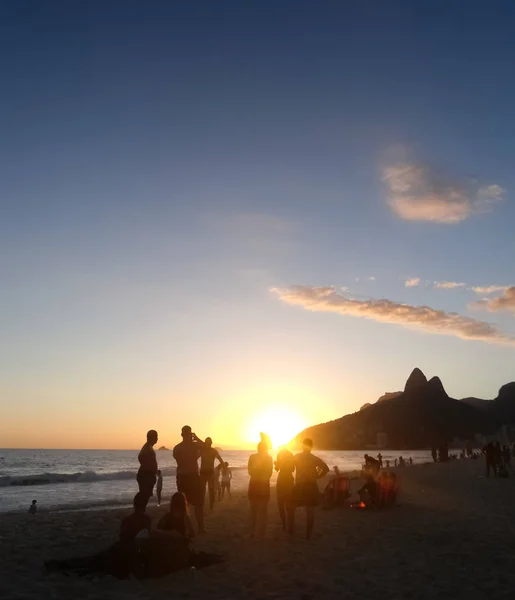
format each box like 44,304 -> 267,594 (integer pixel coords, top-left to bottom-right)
248,439 -> 273,538
138,430 -> 159,503
156,470 -> 163,506
293,438 -> 329,540
173,426 -> 206,533
275,447 -> 295,533
220,462 -> 233,499
199,438 -> 224,511
377,452 -> 383,469
28,499 -> 37,514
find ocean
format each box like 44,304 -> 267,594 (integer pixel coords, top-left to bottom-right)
0,448 -> 434,513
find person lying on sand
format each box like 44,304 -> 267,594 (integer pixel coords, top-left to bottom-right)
45,493 -> 223,579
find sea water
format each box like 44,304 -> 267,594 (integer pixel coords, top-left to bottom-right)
0,448 -> 433,513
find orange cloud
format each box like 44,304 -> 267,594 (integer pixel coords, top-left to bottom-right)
273,285 -> 515,346
405,277 -> 421,287
474,286 -> 515,313
383,164 -> 505,223
434,281 -> 466,289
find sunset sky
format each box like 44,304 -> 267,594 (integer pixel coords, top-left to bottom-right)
2,1 -> 515,449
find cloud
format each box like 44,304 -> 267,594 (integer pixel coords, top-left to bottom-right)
383,164 -> 505,223
434,281 -> 466,289
405,278 -> 421,287
474,286 -> 515,313
470,285 -> 510,295
273,285 -> 515,346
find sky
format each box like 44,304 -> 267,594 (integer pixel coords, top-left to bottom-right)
1,1 -> 515,449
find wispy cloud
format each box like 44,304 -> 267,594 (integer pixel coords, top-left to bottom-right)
383,164 -> 505,223
273,286 -> 515,346
434,281 -> 466,289
474,286 -> 515,313
405,278 -> 421,287
470,285 -> 510,295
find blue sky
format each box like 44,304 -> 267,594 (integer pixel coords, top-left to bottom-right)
1,1 -> 515,448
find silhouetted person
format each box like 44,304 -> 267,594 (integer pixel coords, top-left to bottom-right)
293,438 -> 329,540
156,470 -> 163,506
137,430 -> 158,502
157,492 -> 195,539
364,454 -> 380,477
409,457 -> 413,466
394,458 -> 398,468
502,445 -> 512,472
214,463 -> 223,500
220,462 -> 232,499
120,493 -> 152,543
398,456 -> 405,468
173,426 -> 206,533
377,452 -> 383,468
484,442 -> 497,477
28,499 -> 37,514
358,473 -> 379,508
431,446 -> 437,463
275,448 -> 295,533
199,437 -> 223,511
248,439 -> 273,538
386,460 -> 390,468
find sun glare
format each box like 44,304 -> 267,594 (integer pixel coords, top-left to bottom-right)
245,406 -> 307,448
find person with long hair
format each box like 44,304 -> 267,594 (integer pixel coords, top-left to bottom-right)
157,492 -> 195,538
248,437 -> 273,538
274,447 -> 295,533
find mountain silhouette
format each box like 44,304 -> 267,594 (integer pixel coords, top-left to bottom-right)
461,382 -> 515,424
294,368 -> 500,450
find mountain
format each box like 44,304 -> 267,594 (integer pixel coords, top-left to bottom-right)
157,446 -> 170,451
294,368 -> 499,450
460,382 -> 515,423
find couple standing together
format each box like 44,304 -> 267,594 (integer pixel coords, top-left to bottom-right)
137,426 -> 226,534
248,436 -> 329,539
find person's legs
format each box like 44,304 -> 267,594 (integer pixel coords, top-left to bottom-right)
207,475 -> 216,511
258,500 -> 268,538
157,489 -> 161,505
250,500 -> 258,538
194,504 -> 205,534
199,473 -> 208,506
306,507 -> 315,540
278,496 -> 286,530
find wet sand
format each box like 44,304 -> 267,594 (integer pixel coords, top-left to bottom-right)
1,458 -> 515,599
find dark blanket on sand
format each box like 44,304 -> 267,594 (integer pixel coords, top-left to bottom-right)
45,537 -> 223,579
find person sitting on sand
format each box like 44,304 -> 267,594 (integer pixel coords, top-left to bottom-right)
358,473 -> 379,508
157,492 -> 195,539
28,499 -> 37,514
248,438 -> 274,538
138,430 -> 159,503
200,438 -> 224,511
293,438 -> 329,540
275,447 -> 295,532
119,492 -> 152,543
220,462 -> 232,499
173,426 -> 206,533
45,492 -> 223,579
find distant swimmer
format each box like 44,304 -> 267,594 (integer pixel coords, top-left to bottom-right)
28,500 -> 37,514
156,470 -> 163,506
199,438 -> 224,511
275,448 -> 295,533
173,426 -> 206,533
293,439 -> 329,540
220,462 -> 232,499
248,439 -> 273,539
137,430 -> 159,503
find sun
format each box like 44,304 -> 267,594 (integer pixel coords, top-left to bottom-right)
245,405 -> 307,448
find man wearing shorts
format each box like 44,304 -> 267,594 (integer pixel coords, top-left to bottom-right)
137,429 -> 158,504
200,437 -> 223,511
173,426 -> 206,533
294,438 -> 329,539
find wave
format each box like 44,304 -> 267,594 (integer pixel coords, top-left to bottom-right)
0,467 -> 177,487
0,465 -> 248,488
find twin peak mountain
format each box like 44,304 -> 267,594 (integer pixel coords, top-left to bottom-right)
295,368 -> 515,450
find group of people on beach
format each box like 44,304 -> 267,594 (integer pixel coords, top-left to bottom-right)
483,441 -> 514,477
136,427 -> 330,540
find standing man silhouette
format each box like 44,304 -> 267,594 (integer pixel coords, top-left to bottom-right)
137,430 -> 158,503
293,438 -> 329,540
173,426 -> 206,533
199,437 -> 224,511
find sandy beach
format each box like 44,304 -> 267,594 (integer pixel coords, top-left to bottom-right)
1,459 -> 515,599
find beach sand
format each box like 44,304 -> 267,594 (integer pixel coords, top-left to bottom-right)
1,459 -> 515,599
